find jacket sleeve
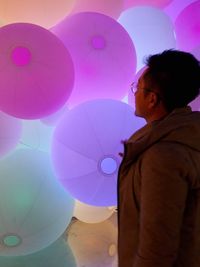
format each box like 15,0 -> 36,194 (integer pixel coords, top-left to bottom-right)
133,143 -> 189,267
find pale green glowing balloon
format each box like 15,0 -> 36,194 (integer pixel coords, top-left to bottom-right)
0,149 -> 74,256
0,237 -> 76,267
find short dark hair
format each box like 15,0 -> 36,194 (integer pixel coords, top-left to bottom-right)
144,49 -> 200,112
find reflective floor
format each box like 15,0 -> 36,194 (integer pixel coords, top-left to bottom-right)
0,213 -> 118,267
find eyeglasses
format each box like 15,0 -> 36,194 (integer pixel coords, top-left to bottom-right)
130,82 -> 162,102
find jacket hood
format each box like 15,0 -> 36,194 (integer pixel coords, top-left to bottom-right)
124,106 -> 200,163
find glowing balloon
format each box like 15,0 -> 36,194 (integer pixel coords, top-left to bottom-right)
0,237 -> 76,267
0,23 -> 74,119
0,0 -> 75,28
191,45 -> 200,61
175,1 -> 200,51
41,105 -> 69,127
71,0 -> 124,19
0,112 -> 22,157
124,0 -> 172,9
74,200 -> 115,223
118,6 -> 176,70
67,219 -> 117,267
19,120 -> 54,152
51,99 -> 145,206
0,149 -> 74,256
52,12 -> 136,107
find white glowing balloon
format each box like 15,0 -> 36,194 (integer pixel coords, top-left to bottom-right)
19,120 -> 54,152
67,219 -> 117,267
0,149 -> 74,256
0,111 -> 22,158
0,0 -> 75,28
71,0 -> 124,19
74,200 -> 115,223
118,6 -> 176,70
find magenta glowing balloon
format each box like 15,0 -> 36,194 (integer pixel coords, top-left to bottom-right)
124,0 -> 172,9
71,0 -> 124,19
0,23 -> 74,119
0,112 -> 22,157
175,1 -> 200,51
51,99 -> 145,206
191,45 -> 200,61
52,12 -> 136,107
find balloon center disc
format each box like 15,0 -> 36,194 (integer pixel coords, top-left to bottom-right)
91,36 -> 106,49
3,234 -> 21,247
99,157 -> 118,175
11,46 -> 32,66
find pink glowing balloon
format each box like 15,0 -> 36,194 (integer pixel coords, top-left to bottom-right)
0,23 -> 74,119
71,0 -> 124,19
124,0 -> 172,9
0,0 -> 75,28
51,99 -> 145,206
175,1 -> 200,51
52,12 -> 136,107
0,112 -> 22,157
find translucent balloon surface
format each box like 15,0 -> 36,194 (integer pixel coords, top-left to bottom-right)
0,237 -> 76,267
0,112 -> 22,157
52,12 -> 136,107
19,120 -> 54,152
0,0 -> 75,28
68,219 -> 117,267
71,0 -> 124,19
41,105 -> 69,127
0,23 -> 74,119
74,200 -> 115,223
0,149 -> 74,256
175,1 -> 200,51
51,99 -> 145,206
118,6 -> 176,70
124,0 -> 172,9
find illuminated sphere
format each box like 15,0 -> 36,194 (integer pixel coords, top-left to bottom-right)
0,112 -> 22,157
175,1 -> 200,51
118,6 -> 176,70
0,0 -> 75,28
71,0 -> 124,19
74,200 -> 115,223
52,12 -> 136,107
0,149 -> 74,256
51,99 -> 145,206
0,23 -> 74,119
0,237 -> 76,267
67,219 -> 117,267
123,0 -> 172,9
19,120 -> 54,153
41,105 -> 69,127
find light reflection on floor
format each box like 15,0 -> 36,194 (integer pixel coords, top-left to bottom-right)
0,213 -> 118,267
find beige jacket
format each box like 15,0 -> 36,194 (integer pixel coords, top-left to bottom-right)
117,106 -> 200,267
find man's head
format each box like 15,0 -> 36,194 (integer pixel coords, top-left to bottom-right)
134,49 -> 200,122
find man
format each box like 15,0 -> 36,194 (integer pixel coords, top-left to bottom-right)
117,49 -> 200,267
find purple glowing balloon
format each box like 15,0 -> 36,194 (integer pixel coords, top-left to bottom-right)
0,23 -> 74,119
0,112 -> 22,157
51,99 -> 145,206
175,1 -> 200,51
52,12 -> 136,108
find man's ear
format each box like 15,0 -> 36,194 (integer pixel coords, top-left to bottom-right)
148,92 -> 159,108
